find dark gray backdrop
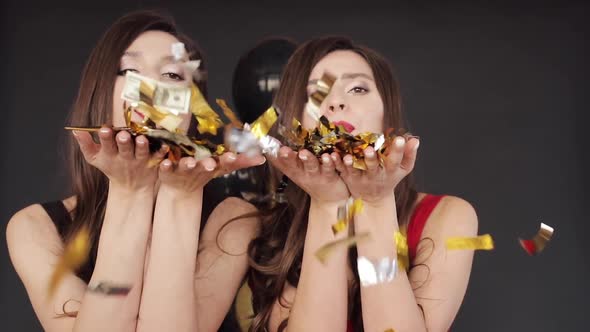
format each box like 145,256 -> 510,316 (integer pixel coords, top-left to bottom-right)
1,0 -> 588,331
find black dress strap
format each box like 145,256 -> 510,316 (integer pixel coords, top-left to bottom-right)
40,200 -> 72,239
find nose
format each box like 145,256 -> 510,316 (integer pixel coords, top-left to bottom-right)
321,91 -> 347,116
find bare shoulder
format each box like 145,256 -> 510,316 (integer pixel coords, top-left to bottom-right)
7,203 -> 59,251
422,194 -> 479,238
200,197 -> 260,254
6,199 -> 70,284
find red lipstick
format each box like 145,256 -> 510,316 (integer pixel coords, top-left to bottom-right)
333,121 -> 355,133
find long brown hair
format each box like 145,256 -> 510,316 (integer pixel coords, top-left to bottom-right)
247,36 -> 418,332
64,10 -> 207,283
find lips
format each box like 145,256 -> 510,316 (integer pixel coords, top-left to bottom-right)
333,121 -> 355,133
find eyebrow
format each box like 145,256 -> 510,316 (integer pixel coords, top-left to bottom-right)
307,72 -> 374,85
121,52 -> 186,63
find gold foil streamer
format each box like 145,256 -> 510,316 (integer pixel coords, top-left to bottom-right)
446,234 -> 495,251
384,329 -> 396,332
215,99 -> 243,128
315,232 -> 371,265
306,72 -> 336,121
48,226 -> 91,297
189,84 -> 224,135
332,197 -> 364,235
519,223 -> 554,256
394,231 -> 409,271
249,106 -> 279,138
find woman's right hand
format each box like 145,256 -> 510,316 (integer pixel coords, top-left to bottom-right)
269,146 -> 350,204
73,127 -> 168,191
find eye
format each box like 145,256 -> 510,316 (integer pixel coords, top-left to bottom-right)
162,72 -> 185,81
117,68 -> 139,76
348,86 -> 368,94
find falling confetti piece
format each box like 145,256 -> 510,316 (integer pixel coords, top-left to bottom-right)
519,223 -> 554,256
332,197 -> 364,235
315,232 -> 371,264
446,234 -> 495,251
48,226 -> 91,297
394,231 -> 409,271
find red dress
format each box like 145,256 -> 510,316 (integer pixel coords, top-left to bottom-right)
347,194 -> 445,332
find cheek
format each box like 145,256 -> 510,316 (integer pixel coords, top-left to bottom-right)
301,108 -> 315,130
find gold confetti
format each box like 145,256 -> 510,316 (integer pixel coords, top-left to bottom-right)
48,226 -> 91,297
189,84 -> 223,135
519,223 -> 554,256
446,234 -> 495,251
215,99 -> 243,128
332,198 -> 364,235
249,106 -> 279,138
315,232 -> 371,264
394,231 -> 409,271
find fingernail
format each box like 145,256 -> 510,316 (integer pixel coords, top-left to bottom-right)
331,155 -> 338,162
100,128 -> 110,134
344,158 -> 353,166
72,131 -> 79,137
258,157 -> 267,165
322,155 -> 330,163
163,159 -> 172,167
187,160 -> 196,168
299,154 -> 308,161
119,136 -> 129,142
413,140 -> 420,151
227,154 -> 237,161
281,153 -> 289,159
395,137 -> 405,148
205,165 -> 215,171
365,149 -> 375,158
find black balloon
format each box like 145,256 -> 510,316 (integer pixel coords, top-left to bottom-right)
232,37 -> 298,124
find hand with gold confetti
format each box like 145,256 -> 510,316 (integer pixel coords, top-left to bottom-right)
269,146 -> 350,204
334,135 -> 420,204
73,127 -> 170,191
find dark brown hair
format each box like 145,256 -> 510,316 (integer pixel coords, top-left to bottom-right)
63,10 -> 207,283
247,36 -> 418,332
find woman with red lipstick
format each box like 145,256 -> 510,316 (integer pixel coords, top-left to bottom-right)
6,10 -> 262,332
247,36 -> 478,332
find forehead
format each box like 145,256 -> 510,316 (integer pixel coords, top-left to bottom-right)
309,50 -> 373,80
124,30 -> 181,58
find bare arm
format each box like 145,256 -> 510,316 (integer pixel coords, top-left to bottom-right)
268,147 -> 351,332
278,199 -> 350,332
137,153 -> 264,332
355,195 -> 478,332
7,129 -> 162,332
338,138 -> 477,331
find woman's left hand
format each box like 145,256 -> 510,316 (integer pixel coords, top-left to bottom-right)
334,136 -> 420,205
158,151 -> 266,195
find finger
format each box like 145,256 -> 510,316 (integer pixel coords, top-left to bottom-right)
97,127 -> 117,156
320,153 -> 337,179
178,157 -> 198,173
363,146 -> 380,176
384,136 -> 406,172
159,158 -> 174,174
299,150 -> 319,175
116,131 -> 134,160
217,152 -> 237,173
269,146 -> 298,174
198,157 -> 217,172
331,152 -> 348,176
73,131 -> 99,161
400,138 -> 419,172
343,154 -> 362,178
135,135 -> 150,161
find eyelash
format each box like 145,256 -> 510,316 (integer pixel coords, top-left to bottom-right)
348,86 -> 368,94
117,68 -> 138,76
117,69 -> 184,81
